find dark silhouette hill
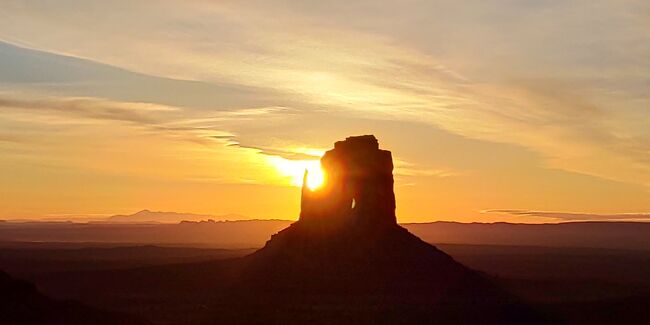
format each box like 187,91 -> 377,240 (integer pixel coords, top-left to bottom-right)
213,135 -> 550,324
0,270 -> 146,325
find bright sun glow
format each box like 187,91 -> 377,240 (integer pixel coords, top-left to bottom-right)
304,165 -> 326,190
270,157 -> 325,190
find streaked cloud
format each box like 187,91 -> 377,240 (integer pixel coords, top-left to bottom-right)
227,143 -> 323,161
393,159 -> 461,179
0,96 -> 177,125
485,209 -> 650,222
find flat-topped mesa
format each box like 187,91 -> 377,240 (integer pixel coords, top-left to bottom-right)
300,135 -> 396,228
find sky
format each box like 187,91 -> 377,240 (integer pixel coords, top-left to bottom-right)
1,0 -> 649,223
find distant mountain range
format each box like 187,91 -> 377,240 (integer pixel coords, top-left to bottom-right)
107,209 -> 246,223
2,209 -> 248,224
1,216 -> 650,250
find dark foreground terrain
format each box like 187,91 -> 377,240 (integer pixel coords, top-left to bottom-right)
1,241 -> 649,324
0,270 -> 146,325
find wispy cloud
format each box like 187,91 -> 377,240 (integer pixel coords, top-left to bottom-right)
0,94 -> 286,137
226,143 -> 323,161
0,94 -> 309,185
393,159 -> 461,179
485,209 -> 650,221
0,96 -> 177,125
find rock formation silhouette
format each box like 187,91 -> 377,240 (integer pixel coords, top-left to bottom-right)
218,135 -> 552,324
300,135 -> 396,228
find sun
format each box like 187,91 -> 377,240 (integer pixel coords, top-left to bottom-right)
270,157 -> 325,190
304,165 -> 325,190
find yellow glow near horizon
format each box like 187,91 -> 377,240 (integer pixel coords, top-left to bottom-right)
270,157 -> 325,190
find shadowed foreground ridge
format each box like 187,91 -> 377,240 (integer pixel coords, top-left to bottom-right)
0,271 -> 146,325
219,135 -> 551,324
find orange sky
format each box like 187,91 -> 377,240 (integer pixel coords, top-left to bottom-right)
1,1 -> 650,223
